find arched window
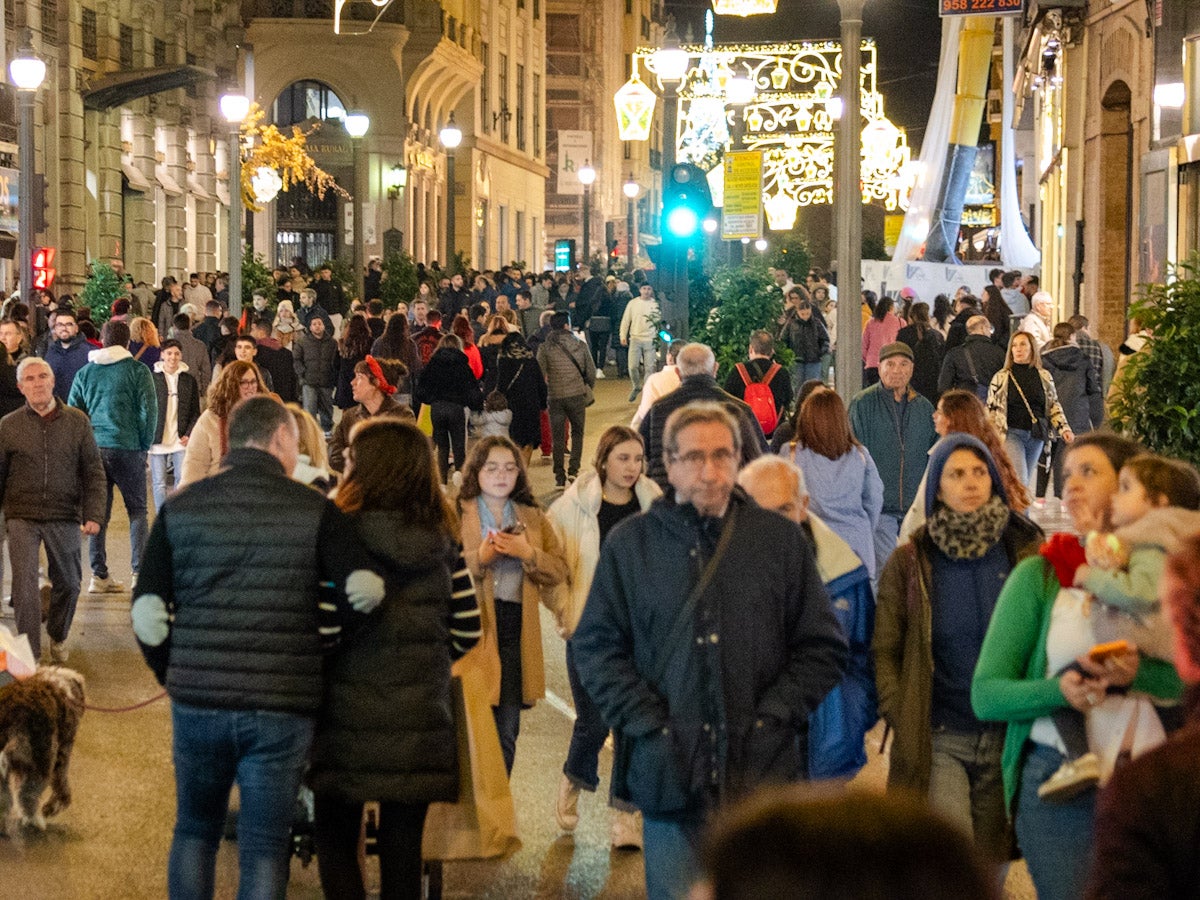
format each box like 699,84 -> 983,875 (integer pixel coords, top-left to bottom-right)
272,80 -> 346,128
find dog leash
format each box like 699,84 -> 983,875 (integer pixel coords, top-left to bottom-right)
83,690 -> 167,714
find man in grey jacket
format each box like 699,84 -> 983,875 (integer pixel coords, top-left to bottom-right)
292,316 -> 338,433
0,357 -> 105,660
537,312 -> 596,488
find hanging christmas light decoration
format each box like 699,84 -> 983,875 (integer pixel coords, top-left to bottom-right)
613,73 -> 658,142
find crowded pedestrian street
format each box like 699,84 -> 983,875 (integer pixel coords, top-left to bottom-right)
0,377 -> 1081,899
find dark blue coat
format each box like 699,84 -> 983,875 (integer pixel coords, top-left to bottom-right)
43,333 -> 92,401
572,489 -> 847,814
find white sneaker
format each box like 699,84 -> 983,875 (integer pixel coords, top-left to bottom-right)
596,370 -> 606,379
88,575 -> 126,594
1037,752 -> 1101,802
555,774 -> 580,832
610,809 -> 643,850
49,640 -> 69,664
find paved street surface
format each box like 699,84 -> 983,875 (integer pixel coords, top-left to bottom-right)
0,374 -> 1054,898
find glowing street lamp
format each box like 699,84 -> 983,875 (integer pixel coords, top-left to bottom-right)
10,30 -> 45,308
220,90 -> 251,315
623,174 -> 639,269
578,161 -> 597,266
440,113 -> 462,264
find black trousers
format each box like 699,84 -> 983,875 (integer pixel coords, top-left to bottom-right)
313,794 -> 429,900
430,401 -> 466,482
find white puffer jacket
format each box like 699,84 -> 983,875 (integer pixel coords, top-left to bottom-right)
546,470 -> 661,637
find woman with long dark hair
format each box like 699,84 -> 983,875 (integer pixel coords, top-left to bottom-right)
417,334 -> 483,482
335,315 -> 375,409
982,284 -> 1013,350
370,311 -> 421,385
895,302 -> 945,404
452,313 -> 484,380
310,418 -> 480,900
492,330 -> 547,465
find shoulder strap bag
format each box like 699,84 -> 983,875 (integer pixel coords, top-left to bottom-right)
611,504 -> 740,791
558,340 -> 595,407
1009,371 -> 1048,441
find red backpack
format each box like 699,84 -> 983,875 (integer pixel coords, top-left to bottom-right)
736,362 -> 782,435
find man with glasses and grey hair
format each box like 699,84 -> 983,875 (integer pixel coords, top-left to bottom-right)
574,401 -> 846,900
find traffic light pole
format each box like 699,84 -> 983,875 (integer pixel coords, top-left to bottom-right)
661,80 -> 689,341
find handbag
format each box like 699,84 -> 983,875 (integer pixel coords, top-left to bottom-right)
559,343 -> 595,407
1009,372 -> 1049,441
587,315 -> 611,333
611,504 -> 740,798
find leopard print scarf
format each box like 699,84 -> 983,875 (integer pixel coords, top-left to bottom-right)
926,494 -> 1009,560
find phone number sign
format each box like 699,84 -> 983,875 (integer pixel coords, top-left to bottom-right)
940,0 -> 1023,15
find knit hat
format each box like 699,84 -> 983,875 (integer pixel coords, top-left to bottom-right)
878,341 -> 913,363
924,433 -> 1008,517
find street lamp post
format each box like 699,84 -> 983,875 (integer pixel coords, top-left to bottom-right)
623,174 -> 639,271
219,91 -> 251,317
384,163 -> 407,256
835,0 -> 864,399
10,30 -> 45,307
344,110 -> 370,300
439,113 -> 462,269
578,161 -> 596,269
652,25 -> 690,338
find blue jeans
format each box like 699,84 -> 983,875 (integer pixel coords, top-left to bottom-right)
150,450 -> 187,512
1005,428 -> 1045,495
1014,743 -> 1096,900
643,810 -> 705,900
168,701 -> 314,900
629,340 -> 657,392
563,641 -> 610,792
301,384 -> 334,433
790,361 -> 824,394
91,448 -> 148,578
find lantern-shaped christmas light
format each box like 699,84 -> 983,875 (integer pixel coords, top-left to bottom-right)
614,73 -> 657,142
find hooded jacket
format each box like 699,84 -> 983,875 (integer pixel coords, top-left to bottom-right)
1041,343 -> 1104,433
309,514 -> 471,804
874,434 -> 1043,799
67,345 -> 157,451
151,361 -> 201,446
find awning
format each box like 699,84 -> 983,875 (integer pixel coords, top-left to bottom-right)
155,168 -> 184,196
82,65 -> 217,111
121,160 -> 153,192
187,176 -> 212,200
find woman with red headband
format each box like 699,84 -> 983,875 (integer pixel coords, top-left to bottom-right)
329,355 -> 412,476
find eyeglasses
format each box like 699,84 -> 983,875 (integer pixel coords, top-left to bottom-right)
482,463 -> 520,475
239,378 -> 259,387
668,448 -> 737,470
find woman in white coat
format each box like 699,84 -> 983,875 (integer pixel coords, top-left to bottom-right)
548,425 -> 661,848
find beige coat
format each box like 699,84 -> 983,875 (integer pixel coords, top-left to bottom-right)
459,500 -> 568,706
179,409 -> 224,485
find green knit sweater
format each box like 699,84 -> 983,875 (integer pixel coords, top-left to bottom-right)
971,556 -> 1183,808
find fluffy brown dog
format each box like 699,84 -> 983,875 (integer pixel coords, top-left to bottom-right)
0,666 -> 85,834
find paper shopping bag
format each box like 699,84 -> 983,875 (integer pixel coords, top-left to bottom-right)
422,664 -> 521,861
417,404 -> 434,436
0,623 -> 37,682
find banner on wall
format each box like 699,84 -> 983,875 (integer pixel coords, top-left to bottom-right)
556,131 -> 592,196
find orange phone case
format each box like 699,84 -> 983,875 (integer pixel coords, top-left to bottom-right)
1088,640 -> 1132,662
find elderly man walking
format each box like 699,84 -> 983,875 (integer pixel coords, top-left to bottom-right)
0,358 -> 105,662
573,402 -> 846,900
131,396 -> 384,900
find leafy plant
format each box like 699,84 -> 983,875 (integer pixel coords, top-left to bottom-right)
445,249 -> 470,278
692,258 -> 793,380
1108,254 -> 1200,465
768,230 -> 812,281
80,260 -> 124,325
380,250 -> 419,310
242,252 -> 277,311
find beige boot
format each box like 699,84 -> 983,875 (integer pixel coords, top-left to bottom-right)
555,774 -> 580,832
610,808 -> 643,850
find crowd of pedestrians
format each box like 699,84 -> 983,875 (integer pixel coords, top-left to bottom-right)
4,257 -> 1200,900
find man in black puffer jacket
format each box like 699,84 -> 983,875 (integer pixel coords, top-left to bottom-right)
130,396 -> 384,899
